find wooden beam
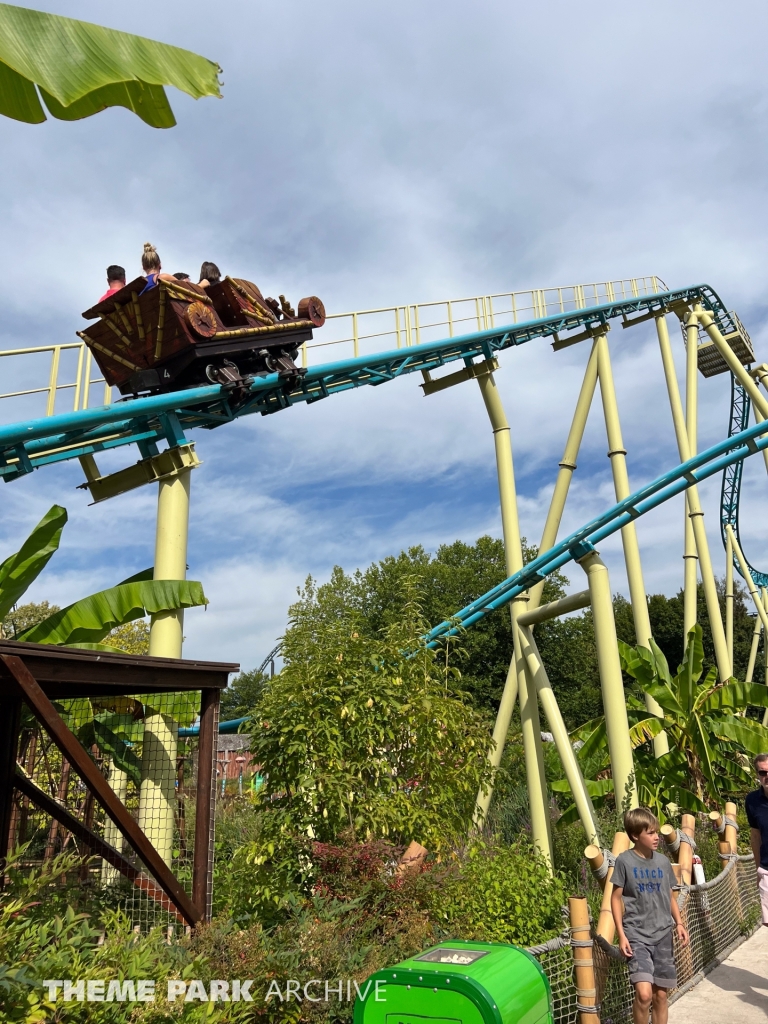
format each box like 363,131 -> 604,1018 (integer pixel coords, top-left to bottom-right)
0,639 -> 236,700
0,655 -> 201,926
0,697 -> 21,874
13,771 -> 186,924
192,688 -> 219,920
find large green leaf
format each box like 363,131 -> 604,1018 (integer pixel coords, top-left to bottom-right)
0,504 -> 67,621
16,579 -> 207,645
0,4 -> 221,128
713,717 -> 768,755
701,681 -> 768,713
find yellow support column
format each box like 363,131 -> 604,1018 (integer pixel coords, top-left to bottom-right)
595,331 -> 668,756
726,530 -> 734,669
684,314 -> 699,637
655,313 -> 732,681
763,590 -> 768,727
577,547 -> 638,810
138,469 -> 192,866
519,623 -> 599,844
474,370 -> 552,868
529,341 -> 599,611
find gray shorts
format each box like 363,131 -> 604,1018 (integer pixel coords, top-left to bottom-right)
626,932 -> 677,988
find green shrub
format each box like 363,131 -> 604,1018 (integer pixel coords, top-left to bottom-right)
430,840 -> 567,947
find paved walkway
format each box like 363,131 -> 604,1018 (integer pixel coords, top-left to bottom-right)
668,925 -> 768,1022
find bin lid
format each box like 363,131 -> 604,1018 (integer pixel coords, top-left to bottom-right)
354,941 -> 551,1024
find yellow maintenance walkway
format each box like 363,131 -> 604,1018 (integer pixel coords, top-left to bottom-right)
668,925 -> 768,1022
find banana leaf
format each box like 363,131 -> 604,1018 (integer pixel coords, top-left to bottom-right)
77,716 -> 141,787
700,681 -> 768,712
16,579 -> 207,645
0,504 -> 67,621
712,717 -> 768,755
0,4 -> 221,128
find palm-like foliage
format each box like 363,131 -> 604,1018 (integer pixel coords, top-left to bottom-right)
0,4 -> 220,127
2,506 -> 207,783
558,626 -> 768,820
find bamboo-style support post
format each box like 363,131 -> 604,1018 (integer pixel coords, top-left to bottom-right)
660,824 -> 679,860
569,896 -> 600,1024
724,801 -> 739,855
596,831 -> 631,942
709,809 -> 727,848
585,845 -> 608,888
679,814 -> 695,886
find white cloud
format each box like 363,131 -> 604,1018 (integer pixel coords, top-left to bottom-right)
1,0 -> 767,670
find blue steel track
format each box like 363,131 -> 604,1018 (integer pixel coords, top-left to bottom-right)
0,280 -> 763,624
0,283 -> 731,482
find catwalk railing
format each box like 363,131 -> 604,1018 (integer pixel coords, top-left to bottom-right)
0,275 -> 666,424
528,854 -> 759,1024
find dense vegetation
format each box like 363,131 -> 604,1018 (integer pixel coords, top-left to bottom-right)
0,533 -> 762,1021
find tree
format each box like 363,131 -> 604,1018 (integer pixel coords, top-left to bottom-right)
251,579 -> 495,851
1,600 -> 59,639
220,668 -> 268,721
288,536 -> 570,715
0,4 -> 220,128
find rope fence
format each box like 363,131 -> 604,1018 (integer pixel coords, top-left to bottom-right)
526,854 -> 760,1024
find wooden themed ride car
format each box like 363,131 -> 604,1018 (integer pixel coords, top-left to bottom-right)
78,276 -> 326,398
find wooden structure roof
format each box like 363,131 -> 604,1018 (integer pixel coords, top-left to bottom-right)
0,640 -> 237,699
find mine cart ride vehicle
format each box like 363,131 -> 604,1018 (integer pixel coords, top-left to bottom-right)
79,275 -> 326,398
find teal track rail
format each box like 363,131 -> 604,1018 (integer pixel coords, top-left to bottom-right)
425,414 -> 768,646
0,283 -> 730,482
720,376 -> 768,587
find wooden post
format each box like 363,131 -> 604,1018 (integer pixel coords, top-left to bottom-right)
660,824 -> 679,860
569,895 -> 599,1024
709,810 -> 727,850
724,802 -> 738,855
585,845 -> 608,888
0,697 -> 22,876
679,813 -> 695,885
596,831 -> 631,942
192,688 -> 219,922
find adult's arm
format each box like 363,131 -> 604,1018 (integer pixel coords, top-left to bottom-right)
751,827 -> 762,867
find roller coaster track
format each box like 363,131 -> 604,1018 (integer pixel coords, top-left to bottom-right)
0,283 -> 733,483
720,376 -> 768,587
425,413 -> 768,646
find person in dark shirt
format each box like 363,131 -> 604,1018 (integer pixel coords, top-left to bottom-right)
98,264 -> 125,303
745,752 -> 768,925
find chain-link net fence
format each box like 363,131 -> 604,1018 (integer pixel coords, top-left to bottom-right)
526,854 -> 760,1024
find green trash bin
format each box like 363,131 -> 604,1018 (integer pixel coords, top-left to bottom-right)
354,941 -> 553,1024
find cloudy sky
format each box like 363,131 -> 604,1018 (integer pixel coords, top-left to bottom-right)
2,1 -> 768,673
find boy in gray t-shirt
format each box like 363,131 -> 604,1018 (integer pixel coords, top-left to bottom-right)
611,807 -> 689,1024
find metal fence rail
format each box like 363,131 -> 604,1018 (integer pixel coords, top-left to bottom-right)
528,854 -> 759,1024
0,276 -> 666,421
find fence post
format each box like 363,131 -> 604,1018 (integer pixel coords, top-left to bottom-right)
569,896 -> 599,1024
596,831 -> 631,943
